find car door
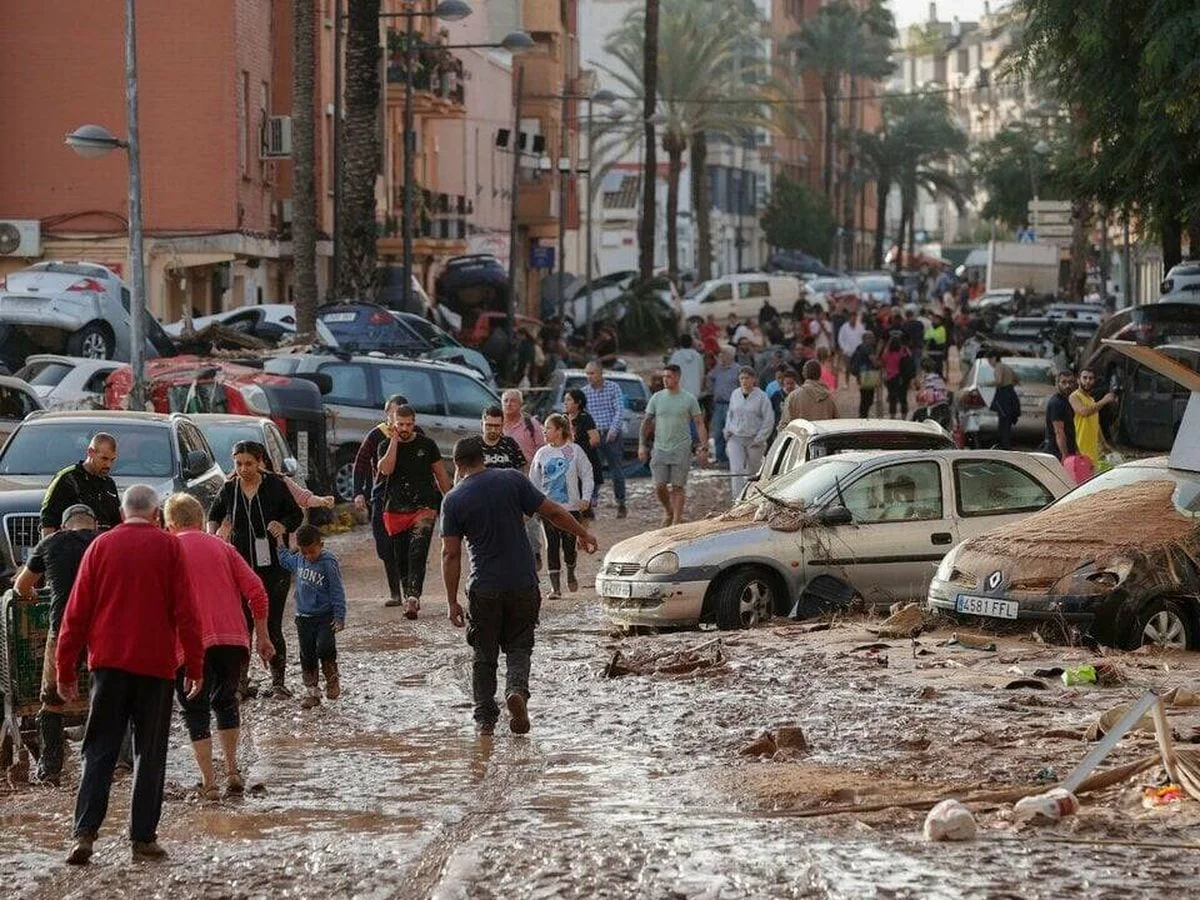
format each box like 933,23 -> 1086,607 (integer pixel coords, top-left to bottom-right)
809,459 -> 955,605
700,281 -> 735,320
1128,364 -> 1176,450
176,420 -> 224,507
737,277 -> 770,320
438,370 -> 502,456
376,365 -> 451,455
951,457 -> 1057,542
316,361 -> 376,453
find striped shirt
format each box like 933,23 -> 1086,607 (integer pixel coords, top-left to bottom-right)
582,379 -> 625,434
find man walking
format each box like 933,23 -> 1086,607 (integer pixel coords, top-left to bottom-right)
14,503 -> 98,785
784,359 -> 840,424
581,361 -> 628,518
41,433 -> 121,537
376,405 -> 452,619
724,367 -> 774,500
668,333 -> 705,399
705,347 -> 739,467
441,439 -> 597,735
56,485 -> 203,864
478,405 -> 527,472
353,394 -> 410,606
639,364 -> 707,527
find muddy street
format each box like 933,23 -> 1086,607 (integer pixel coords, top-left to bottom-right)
4,470 -> 1200,898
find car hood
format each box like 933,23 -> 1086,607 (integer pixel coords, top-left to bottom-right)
0,474 -> 176,503
607,507 -> 762,564
954,480 -> 1196,591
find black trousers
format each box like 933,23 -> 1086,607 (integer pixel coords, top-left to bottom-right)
296,612 -> 337,675
262,567 -> 292,684
371,501 -> 402,600
466,586 -> 541,726
74,668 -> 173,844
542,513 -> 580,573
389,519 -> 435,599
858,388 -> 876,418
885,376 -> 909,416
175,646 -> 246,742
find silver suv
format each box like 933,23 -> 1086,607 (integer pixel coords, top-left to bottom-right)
265,354 -> 501,500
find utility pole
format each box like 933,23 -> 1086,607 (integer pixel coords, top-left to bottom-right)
506,65 -> 525,338
401,10 -> 417,311
125,0 -> 146,409
332,0 -> 343,295
557,90 -> 568,316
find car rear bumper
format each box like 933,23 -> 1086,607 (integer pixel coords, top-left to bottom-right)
598,576 -> 709,627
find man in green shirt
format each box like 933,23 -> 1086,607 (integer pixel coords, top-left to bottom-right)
639,364 -> 707,527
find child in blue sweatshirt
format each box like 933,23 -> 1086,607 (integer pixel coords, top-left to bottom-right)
280,525 -> 347,709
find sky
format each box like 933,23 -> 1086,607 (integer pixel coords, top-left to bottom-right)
888,0 -> 1010,28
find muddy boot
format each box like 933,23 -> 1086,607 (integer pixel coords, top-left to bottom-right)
300,673 -> 321,709
403,596 -> 420,620
321,660 -> 341,701
35,710 -> 64,786
547,572 -> 562,599
617,503 -> 628,519
566,566 -> 578,593
67,832 -> 95,865
267,656 -> 292,698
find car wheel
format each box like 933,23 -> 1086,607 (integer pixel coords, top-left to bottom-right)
712,567 -> 776,631
333,445 -> 360,503
1136,598 -> 1195,651
67,323 -> 113,359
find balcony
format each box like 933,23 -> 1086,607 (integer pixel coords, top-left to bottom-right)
377,190 -> 471,256
385,30 -> 466,118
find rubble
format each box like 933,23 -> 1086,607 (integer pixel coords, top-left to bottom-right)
601,637 -> 725,678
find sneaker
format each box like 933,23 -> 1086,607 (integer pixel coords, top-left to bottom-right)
383,596 -> 403,608
131,840 -> 168,861
617,504 -> 628,519
226,770 -> 246,796
66,834 -> 94,865
403,597 -> 420,620
266,682 -> 293,699
566,569 -> 578,592
506,693 -> 531,735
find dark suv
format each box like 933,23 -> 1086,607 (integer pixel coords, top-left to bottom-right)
0,410 -> 226,582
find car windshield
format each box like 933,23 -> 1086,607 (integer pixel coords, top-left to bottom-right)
1054,464 -> 1200,516
200,423 -> 264,468
0,422 -> 174,477
16,361 -> 71,387
762,458 -> 860,507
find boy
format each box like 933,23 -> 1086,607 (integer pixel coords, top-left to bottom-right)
279,525 -> 346,709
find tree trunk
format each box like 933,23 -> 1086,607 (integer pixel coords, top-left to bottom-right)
822,76 -> 836,201
1162,215 -> 1183,271
664,134 -> 685,280
638,0 -> 660,281
691,131 -> 713,281
1068,196 -> 1090,300
292,0 -> 318,333
872,174 -> 890,269
1185,215 -> 1200,261
339,0 -> 381,299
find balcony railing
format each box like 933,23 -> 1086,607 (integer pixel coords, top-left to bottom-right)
385,30 -> 466,106
379,190 -> 473,241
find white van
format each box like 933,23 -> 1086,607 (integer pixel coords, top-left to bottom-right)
681,274 -> 806,324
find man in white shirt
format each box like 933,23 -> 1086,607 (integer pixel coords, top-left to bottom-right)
668,333 -> 705,399
723,367 -> 775,500
837,311 -> 866,382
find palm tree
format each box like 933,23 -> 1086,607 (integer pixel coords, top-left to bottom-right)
292,0 -> 318,334
339,0 -> 382,299
638,0 -> 659,282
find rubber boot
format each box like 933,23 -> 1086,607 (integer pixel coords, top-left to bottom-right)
566,566 -> 578,593
547,571 -> 562,599
321,660 -> 341,700
300,672 -> 321,709
36,710 -> 64,785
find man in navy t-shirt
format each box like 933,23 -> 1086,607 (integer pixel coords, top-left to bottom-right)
441,437 -> 597,735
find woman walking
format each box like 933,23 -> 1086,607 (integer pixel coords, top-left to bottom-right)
208,441 -> 304,697
880,331 -> 913,419
529,415 -> 594,598
849,331 -> 881,418
985,350 -> 1021,450
564,388 -> 602,519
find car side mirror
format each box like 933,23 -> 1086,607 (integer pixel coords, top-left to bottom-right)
817,505 -> 853,527
184,450 -> 211,479
282,457 -> 299,477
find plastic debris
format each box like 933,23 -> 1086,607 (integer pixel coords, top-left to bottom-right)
923,799 -> 977,841
1013,787 -> 1080,824
1142,784 -> 1185,808
1061,665 -> 1097,687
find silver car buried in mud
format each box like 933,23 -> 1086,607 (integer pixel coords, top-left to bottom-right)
598,450 -> 1075,630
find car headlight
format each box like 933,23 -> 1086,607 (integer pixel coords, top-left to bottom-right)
934,547 -> 960,583
644,551 -> 679,575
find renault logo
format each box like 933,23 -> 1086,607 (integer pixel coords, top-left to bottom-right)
987,570 -> 1004,592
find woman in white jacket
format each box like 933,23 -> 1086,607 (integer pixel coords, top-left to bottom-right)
530,414 -> 594,597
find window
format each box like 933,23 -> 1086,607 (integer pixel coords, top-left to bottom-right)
377,366 -> 440,415
842,461 -> 943,524
954,460 -> 1054,517
267,426 -> 292,472
84,369 -> 114,394
442,373 -> 497,419
0,386 -> 37,419
706,283 -> 733,303
16,361 -> 70,388
319,363 -> 371,407
740,280 -> 769,299
767,437 -> 794,477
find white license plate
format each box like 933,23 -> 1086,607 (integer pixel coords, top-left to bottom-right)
321,312 -> 356,323
600,579 -> 632,599
956,594 -> 1017,619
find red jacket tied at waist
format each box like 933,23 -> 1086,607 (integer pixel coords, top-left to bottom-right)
174,529 -> 268,665
56,520 -> 204,685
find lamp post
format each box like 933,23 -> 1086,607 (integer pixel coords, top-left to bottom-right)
65,0 -> 146,408
1030,137 -> 1051,240
582,89 -> 617,342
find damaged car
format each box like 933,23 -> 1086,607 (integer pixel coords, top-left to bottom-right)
927,457 -> 1200,650
598,450 -> 1074,631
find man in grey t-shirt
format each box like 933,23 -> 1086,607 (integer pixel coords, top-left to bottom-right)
639,364 -> 707,527
441,438 -> 597,736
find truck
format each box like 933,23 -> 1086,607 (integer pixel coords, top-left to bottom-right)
984,241 -> 1060,294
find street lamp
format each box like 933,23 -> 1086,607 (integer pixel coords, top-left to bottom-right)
65,0 -> 147,408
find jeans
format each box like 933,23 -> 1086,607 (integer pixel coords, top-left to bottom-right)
593,433 -> 626,506
175,646 -> 245,742
296,612 -> 338,675
725,435 -> 763,500
389,518 -> 435,599
712,402 -> 730,464
466,586 -> 541,726
262,567 -> 292,685
542,513 -> 579,573
74,668 -> 173,844
886,376 -> 909,417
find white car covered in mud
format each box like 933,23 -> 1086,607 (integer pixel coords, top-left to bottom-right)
598,450 -> 1075,631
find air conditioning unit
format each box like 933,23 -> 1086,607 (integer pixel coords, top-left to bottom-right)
261,115 -> 293,158
0,220 -> 41,257
280,199 -> 294,224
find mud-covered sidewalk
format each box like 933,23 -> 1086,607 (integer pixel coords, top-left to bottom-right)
4,470 -> 1200,898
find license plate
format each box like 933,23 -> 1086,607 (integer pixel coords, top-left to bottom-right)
956,594 -> 1017,619
600,579 -> 632,599
2,298 -> 41,312
321,312 -> 356,323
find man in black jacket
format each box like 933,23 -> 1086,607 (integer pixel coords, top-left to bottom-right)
40,434 -> 121,538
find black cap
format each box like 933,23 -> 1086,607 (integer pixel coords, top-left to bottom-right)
61,503 -> 96,526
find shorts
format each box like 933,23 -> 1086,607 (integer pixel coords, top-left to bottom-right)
650,444 -> 692,487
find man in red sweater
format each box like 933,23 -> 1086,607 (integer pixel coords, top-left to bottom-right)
56,484 -> 204,865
